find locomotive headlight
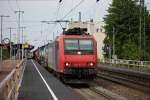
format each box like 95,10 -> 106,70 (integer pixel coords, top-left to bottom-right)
65,62 -> 71,67
90,62 -> 94,66
88,62 -> 94,67
77,51 -> 81,55
66,62 -> 69,66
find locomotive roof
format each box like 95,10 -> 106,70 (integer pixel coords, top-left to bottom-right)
55,34 -> 95,41
63,27 -> 89,35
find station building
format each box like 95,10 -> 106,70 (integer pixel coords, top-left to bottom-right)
68,20 -> 106,60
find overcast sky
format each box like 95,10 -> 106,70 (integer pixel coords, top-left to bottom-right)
0,0 -> 149,48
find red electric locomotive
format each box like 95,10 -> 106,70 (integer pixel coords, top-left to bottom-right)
47,28 -> 97,83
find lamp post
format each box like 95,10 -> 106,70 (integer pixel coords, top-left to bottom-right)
8,27 -> 16,59
14,10 -> 24,60
20,27 -> 26,60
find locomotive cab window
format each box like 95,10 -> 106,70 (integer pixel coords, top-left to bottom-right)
79,40 -> 93,50
64,39 -> 79,50
64,39 -> 94,55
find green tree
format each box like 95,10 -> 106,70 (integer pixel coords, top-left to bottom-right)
104,0 -> 150,60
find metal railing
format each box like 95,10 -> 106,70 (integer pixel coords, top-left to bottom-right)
100,59 -> 150,69
0,59 -> 26,100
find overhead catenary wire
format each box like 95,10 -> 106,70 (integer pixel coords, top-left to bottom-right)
2,0 -> 111,47
94,0 -> 105,20
55,2 -> 62,20
49,1 -> 63,35
49,0 -> 85,36
60,0 -> 85,20
44,1 -> 64,42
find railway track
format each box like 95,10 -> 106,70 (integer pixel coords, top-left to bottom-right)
72,79 -> 150,100
74,87 -> 106,100
89,84 -> 126,100
97,66 -> 150,94
70,83 -> 126,100
72,85 -> 109,100
70,66 -> 150,100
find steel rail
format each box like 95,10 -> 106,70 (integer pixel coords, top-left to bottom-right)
89,85 -> 126,100
97,67 -> 150,93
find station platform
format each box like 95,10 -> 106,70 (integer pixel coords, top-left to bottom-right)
18,60 -> 83,100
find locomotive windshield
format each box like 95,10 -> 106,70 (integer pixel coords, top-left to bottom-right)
64,39 -> 79,50
64,39 -> 94,55
79,40 -> 93,50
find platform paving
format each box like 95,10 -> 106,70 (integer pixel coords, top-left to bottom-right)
18,60 -> 83,100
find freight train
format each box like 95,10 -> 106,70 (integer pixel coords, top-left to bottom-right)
33,28 -> 97,83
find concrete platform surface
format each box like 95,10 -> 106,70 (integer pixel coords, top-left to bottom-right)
18,60 -> 83,100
